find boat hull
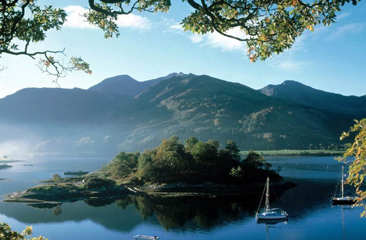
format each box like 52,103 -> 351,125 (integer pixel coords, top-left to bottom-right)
257,218 -> 288,225
256,214 -> 288,221
63,171 -> 89,176
332,197 -> 356,205
134,235 -> 159,240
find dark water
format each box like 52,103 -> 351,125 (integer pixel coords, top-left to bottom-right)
0,156 -> 365,240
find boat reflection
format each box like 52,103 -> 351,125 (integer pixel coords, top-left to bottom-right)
257,218 -> 288,240
332,204 -> 353,240
256,218 -> 287,225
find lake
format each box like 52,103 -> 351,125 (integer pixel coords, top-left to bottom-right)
0,156 -> 365,240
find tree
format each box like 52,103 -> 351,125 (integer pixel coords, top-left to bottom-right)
52,205 -> 62,216
225,140 -> 240,161
338,118 -> 366,216
243,150 -> 267,169
0,0 -> 91,85
0,0 -> 359,78
105,151 -> 140,178
52,173 -> 62,184
0,222 -> 48,240
185,136 -> 199,152
190,139 -> 219,163
85,0 -> 359,62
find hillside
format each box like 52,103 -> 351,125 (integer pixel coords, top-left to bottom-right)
0,74 -> 355,157
260,80 -> 366,117
88,72 -> 191,97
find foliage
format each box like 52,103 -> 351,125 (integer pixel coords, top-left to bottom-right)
338,118 -> 366,216
104,135 -> 281,185
86,0 -> 359,62
230,166 -> 243,178
103,151 -> 140,179
0,0 -> 360,77
84,176 -> 115,190
0,0 -> 91,84
0,222 -> 48,240
243,150 -> 269,169
52,173 -> 61,183
225,140 -> 240,161
52,205 -> 62,216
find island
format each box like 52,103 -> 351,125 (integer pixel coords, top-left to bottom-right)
0,164 -> 12,170
4,136 -> 294,206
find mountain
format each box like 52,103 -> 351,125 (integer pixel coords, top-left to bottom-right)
125,75 -> 352,151
260,80 -> 366,117
0,74 -> 355,158
88,72 -> 193,97
0,87 -> 126,124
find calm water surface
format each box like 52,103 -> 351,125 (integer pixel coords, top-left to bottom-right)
0,156 -> 365,240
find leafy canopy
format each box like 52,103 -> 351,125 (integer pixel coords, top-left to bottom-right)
338,118 -> 366,216
0,222 -> 48,240
0,0 -> 360,79
103,135 -> 281,185
0,0 -> 91,84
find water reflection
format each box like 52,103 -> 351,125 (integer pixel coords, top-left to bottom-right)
0,195 -> 262,232
1,156 -> 366,240
257,219 -> 288,240
0,177 -> 349,233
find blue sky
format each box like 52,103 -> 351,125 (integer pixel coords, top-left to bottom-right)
0,1 -> 365,98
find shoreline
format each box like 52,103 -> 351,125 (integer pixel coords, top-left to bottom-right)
241,150 -> 344,157
3,177 -> 295,207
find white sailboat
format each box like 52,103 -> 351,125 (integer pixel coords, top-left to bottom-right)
256,177 -> 288,221
332,165 -> 356,205
134,235 -> 159,240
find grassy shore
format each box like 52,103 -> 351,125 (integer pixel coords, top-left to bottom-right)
241,149 -> 345,156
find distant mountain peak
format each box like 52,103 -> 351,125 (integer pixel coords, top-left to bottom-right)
281,80 -> 303,85
260,80 -> 366,117
164,72 -> 195,78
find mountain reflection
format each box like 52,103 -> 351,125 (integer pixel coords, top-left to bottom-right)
0,177 -> 340,233
0,194 -> 261,232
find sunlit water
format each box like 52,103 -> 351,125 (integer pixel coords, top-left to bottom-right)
0,156 -> 365,240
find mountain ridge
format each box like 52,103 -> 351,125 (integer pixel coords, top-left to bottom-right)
0,74 -> 358,157
260,80 -> 366,117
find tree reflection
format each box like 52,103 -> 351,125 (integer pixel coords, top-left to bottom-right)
111,195 -> 259,230
52,205 -> 62,216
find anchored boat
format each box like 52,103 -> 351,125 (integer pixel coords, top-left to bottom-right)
256,177 -> 288,221
63,170 -> 89,176
134,235 -> 159,240
332,165 -> 356,205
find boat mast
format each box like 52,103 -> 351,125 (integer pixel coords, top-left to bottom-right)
341,166 -> 344,198
265,177 -> 270,211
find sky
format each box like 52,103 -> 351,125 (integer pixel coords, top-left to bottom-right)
1,1 -> 366,99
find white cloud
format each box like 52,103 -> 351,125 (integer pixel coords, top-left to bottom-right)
64,6 -> 96,29
63,5 -> 151,31
103,135 -> 111,143
75,136 -> 94,146
162,18 -> 185,35
270,60 -> 312,72
336,12 -> 351,21
204,28 -> 247,52
115,14 -> 152,31
163,18 -> 247,53
186,28 -> 247,53
189,34 -> 204,43
328,23 -> 366,40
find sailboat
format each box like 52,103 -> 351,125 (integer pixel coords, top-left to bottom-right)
256,177 -> 288,221
332,165 -> 356,205
134,235 -> 159,240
